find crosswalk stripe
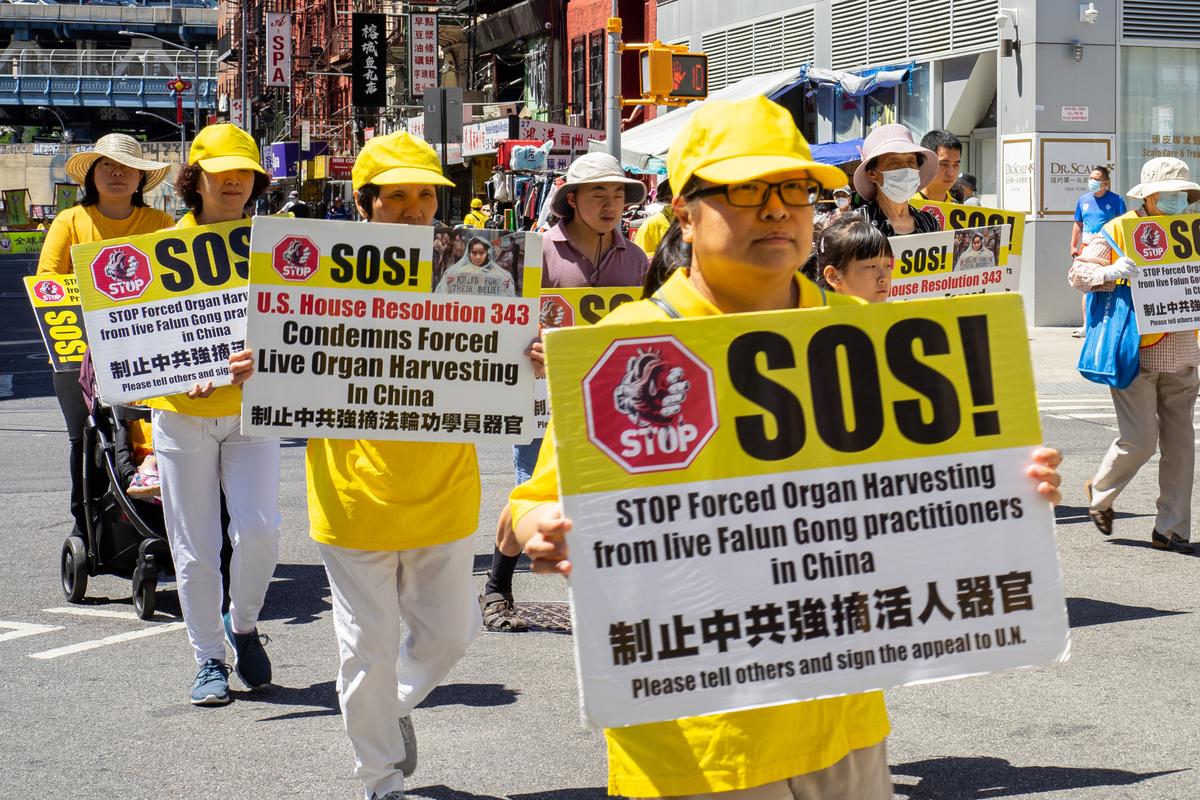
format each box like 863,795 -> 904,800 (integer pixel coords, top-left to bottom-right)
0,621 -> 63,644
29,622 -> 187,660
43,606 -> 178,623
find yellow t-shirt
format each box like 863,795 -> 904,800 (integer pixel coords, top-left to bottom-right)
510,269 -> 889,798
143,210 -> 243,417
633,207 -> 673,257
37,204 -> 175,275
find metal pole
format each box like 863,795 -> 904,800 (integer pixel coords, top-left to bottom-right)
241,0 -> 250,131
193,48 -> 201,135
605,1 -> 621,159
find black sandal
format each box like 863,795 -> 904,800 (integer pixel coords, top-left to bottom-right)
480,592 -> 529,632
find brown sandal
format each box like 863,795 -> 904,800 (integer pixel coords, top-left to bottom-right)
480,592 -> 528,632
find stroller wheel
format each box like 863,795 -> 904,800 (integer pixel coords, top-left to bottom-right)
61,535 -> 88,603
132,564 -> 158,621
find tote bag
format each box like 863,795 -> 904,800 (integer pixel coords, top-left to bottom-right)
1077,231 -> 1140,388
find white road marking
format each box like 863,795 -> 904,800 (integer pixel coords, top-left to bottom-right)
0,374 -> 12,399
0,621 -> 63,643
0,339 -> 43,347
43,606 -> 177,623
29,623 -> 187,660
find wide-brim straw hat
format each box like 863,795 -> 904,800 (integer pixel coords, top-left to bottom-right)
551,152 -> 646,217
1126,156 -> 1200,203
65,133 -> 172,192
852,124 -> 938,201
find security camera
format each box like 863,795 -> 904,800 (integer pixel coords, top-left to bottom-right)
1080,3 -> 1099,24
994,12 -> 1010,28
995,9 -> 1016,28
544,21 -> 552,30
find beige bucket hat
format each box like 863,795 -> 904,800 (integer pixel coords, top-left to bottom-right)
852,124 -> 938,201
551,152 -> 646,217
1126,157 -> 1200,203
65,133 -> 172,192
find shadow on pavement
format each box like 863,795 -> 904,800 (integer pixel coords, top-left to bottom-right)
1054,504 -> 1149,526
1066,596 -> 1189,629
408,788 -> 606,800
1106,537 -> 1200,556
419,682 -> 519,709
892,756 -> 1185,798
261,563 -> 331,625
248,679 -> 339,721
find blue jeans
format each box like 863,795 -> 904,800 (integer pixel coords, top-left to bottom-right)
513,437 -> 544,485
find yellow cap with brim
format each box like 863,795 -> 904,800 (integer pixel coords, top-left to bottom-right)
190,124 -> 266,174
668,96 -> 846,194
352,131 -> 455,191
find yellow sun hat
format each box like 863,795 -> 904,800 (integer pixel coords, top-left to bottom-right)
667,95 -> 847,194
189,124 -> 266,174
352,131 -> 455,191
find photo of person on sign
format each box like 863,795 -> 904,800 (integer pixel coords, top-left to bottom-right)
954,231 -> 998,271
435,234 -> 517,297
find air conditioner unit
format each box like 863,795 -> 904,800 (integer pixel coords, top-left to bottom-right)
483,102 -> 518,119
568,113 -> 585,127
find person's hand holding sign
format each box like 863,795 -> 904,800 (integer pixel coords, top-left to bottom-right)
527,337 -> 545,379
519,448 -> 1066,577
187,380 -> 217,399
229,348 -> 255,386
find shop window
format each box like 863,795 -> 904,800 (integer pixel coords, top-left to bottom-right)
588,31 -> 605,131
865,86 -> 897,132
571,36 -> 586,121
1121,46 -> 1200,199
898,65 -> 932,139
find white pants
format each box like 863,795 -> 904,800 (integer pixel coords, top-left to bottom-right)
318,537 -> 481,800
153,410 -> 281,665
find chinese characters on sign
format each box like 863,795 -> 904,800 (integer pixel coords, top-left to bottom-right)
409,13 -> 439,97
353,13 -> 387,107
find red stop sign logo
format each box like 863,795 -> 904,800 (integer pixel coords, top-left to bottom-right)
583,336 -> 718,474
539,294 -> 574,329
1132,221 -> 1167,262
33,279 -> 65,303
272,235 -> 320,281
89,244 -> 153,301
920,203 -> 946,229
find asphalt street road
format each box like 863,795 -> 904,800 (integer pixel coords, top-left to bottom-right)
0,279 -> 1196,800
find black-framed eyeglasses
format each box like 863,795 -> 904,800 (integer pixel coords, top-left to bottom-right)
686,178 -> 822,208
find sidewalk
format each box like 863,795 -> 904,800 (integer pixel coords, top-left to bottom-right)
1029,326 -> 1105,395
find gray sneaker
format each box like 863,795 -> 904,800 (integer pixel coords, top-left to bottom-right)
373,793 -> 404,800
396,715 -> 417,777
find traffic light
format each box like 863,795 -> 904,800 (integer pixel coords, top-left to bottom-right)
634,42 -> 708,105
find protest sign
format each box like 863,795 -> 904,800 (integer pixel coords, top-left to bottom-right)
241,217 -> 540,443
533,286 -> 641,435
889,226 -> 1015,300
24,274 -> 88,371
71,220 -> 251,404
913,199 -> 1025,276
1121,213 -> 1200,335
544,293 -> 1068,729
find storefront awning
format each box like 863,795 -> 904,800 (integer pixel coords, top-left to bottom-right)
810,138 -> 864,167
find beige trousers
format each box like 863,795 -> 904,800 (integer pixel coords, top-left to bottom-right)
632,741 -> 891,800
1089,366 -> 1200,539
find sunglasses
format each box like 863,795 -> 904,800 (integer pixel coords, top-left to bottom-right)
686,178 -> 822,208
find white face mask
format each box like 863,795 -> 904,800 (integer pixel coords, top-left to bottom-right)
835,196 -> 850,209
878,167 -> 922,203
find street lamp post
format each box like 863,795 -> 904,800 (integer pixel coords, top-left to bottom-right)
136,109 -> 187,160
37,105 -> 71,143
119,30 -> 202,136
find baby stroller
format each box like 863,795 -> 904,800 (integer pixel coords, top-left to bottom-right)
60,355 -> 172,619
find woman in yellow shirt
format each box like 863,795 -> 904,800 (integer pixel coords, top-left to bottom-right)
144,124 -> 279,707
37,134 -> 173,541
512,96 -> 1065,800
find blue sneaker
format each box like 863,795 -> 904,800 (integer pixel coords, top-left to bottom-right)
190,658 -> 232,706
223,612 -> 272,689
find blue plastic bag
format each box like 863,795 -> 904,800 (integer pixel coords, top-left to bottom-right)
1077,282 -> 1140,389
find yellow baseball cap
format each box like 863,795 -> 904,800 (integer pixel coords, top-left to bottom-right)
471,197 -> 483,209
189,124 -> 266,174
352,132 -> 455,191
667,96 -> 846,194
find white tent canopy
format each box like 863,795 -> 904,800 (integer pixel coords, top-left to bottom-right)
590,63 -> 914,171
588,66 -> 809,170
